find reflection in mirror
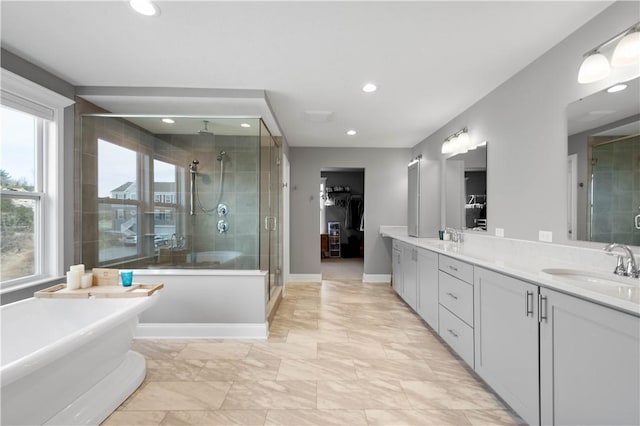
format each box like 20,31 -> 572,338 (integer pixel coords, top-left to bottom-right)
445,144 -> 487,231
567,76 -> 640,245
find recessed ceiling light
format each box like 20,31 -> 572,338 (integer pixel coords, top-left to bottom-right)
240,123 -> 251,128
607,84 -> 627,93
161,118 -> 175,124
362,83 -> 377,93
346,130 -> 357,136
130,0 -> 160,16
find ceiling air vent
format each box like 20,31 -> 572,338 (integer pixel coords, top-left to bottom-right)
304,110 -> 333,123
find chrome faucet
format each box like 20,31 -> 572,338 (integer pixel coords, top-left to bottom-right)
445,227 -> 464,243
603,243 -> 639,278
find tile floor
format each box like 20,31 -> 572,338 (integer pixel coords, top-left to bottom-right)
103,278 -> 525,426
321,258 -> 364,280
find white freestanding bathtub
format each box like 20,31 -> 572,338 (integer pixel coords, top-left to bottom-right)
0,294 -> 159,425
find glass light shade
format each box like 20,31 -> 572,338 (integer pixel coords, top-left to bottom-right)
441,140 -> 452,154
578,52 -> 610,84
449,135 -> 458,153
457,132 -> 471,151
611,31 -> 640,67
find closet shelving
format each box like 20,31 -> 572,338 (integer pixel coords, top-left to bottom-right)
328,222 -> 341,257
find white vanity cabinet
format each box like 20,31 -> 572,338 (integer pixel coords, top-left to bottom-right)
391,240 -> 403,296
438,255 -> 475,367
539,288 -> 640,426
401,244 -> 418,310
474,266 -> 640,426
417,247 -> 439,330
391,240 -> 418,311
474,267 -> 540,426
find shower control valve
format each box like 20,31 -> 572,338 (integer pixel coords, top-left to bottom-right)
217,220 -> 229,233
217,203 -> 229,217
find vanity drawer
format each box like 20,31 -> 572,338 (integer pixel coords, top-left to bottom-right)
439,304 -> 474,368
439,271 -> 474,326
439,255 -> 473,284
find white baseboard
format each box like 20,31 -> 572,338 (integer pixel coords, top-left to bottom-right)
362,273 -> 391,283
135,322 -> 268,339
288,274 -> 322,283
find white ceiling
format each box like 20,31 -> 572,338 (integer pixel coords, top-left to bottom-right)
1,1 -> 613,148
567,76 -> 639,135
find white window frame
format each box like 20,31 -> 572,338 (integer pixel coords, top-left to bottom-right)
0,69 -> 74,290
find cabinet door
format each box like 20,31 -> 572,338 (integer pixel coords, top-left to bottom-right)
392,247 -> 403,297
474,267 -> 539,426
540,288 -> 640,426
401,246 -> 417,310
417,248 -> 438,330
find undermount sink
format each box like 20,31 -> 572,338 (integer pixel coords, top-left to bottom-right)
542,268 -> 640,303
541,268 -> 639,288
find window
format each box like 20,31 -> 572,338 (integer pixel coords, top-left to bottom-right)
98,139 -> 140,263
0,69 -> 73,288
153,159 -> 178,242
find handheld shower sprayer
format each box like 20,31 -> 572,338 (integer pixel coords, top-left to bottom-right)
190,159 -> 199,174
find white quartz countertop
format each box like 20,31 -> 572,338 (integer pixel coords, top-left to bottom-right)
380,226 -> 640,317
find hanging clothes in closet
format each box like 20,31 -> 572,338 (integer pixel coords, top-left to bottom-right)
345,196 -> 364,230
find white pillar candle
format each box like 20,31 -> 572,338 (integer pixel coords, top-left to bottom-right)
70,264 -> 85,273
81,273 -> 93,289
66,271 -> 81,290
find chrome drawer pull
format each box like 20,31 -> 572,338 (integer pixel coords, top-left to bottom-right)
525,290 -> 534,317
447,329 -> 459,338
446,292 -> 458,300
538,294 -> 548,323
448,265 -> 458,272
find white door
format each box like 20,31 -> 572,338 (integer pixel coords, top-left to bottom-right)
567,154 -> 577,240
445,160 -> 464,229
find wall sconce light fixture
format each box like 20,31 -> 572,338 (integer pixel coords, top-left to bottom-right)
442,128 -> 477,155
578,22 -> 640,84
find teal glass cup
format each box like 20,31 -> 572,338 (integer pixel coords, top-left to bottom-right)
120,270 -> 133,287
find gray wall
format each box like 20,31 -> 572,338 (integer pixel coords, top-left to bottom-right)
1,49 -> 76,304
412,1 -> 639,244
290,147 -> 411,275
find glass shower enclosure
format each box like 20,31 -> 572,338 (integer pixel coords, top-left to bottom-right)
79,115 -> 281,296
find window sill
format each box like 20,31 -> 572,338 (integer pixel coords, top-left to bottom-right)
0,276 -> 64,296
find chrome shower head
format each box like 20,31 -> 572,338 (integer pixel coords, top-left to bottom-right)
217,151 -> 226,161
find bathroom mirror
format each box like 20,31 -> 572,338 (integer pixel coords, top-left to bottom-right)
567,76 -> 640,245
444,144 -> 487,231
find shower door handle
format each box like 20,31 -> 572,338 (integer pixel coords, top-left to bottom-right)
264,216 -> 277,231
635,214 -> 640,230
264,216 -> 276,231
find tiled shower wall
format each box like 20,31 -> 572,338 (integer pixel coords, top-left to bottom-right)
160,133 -> 261,269
591,135 -> 640,246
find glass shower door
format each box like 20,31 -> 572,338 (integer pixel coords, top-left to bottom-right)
259,120 -> 280,299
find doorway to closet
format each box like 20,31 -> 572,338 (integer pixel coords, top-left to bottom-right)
319,168 -> 364,280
